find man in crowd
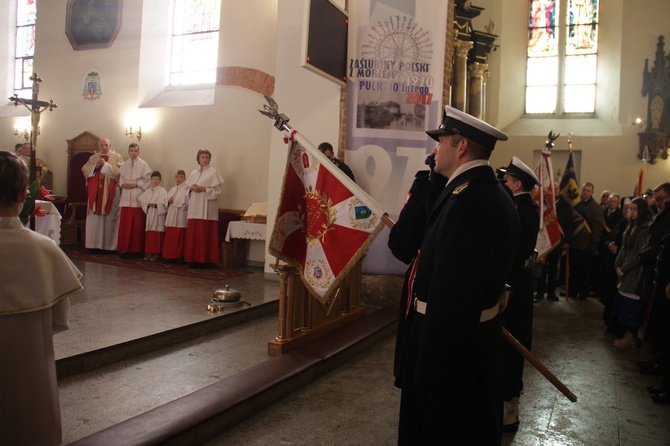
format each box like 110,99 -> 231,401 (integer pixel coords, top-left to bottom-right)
497,157 -> 540,431
638,183 -> 670,376
568,182 -> 605,299
318,142 -> 356,182
394,106 -> 519,445
81,137 -> 124,252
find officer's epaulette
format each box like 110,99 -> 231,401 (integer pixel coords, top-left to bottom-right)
453,182 -> 469,195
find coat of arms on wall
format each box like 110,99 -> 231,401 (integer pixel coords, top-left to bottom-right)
65,0 -> 122,51
83,71 -> 102,101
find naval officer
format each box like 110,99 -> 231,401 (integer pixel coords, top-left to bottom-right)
394,106 -> 520,445
497,156 -> 541,431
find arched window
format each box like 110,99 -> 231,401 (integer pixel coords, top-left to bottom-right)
15,0 -> 36,98
170,0 -> 221,86
526,0 -> 599,115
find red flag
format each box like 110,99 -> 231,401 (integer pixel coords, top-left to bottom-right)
534,147 -> 561,258
269,132 -> 386,303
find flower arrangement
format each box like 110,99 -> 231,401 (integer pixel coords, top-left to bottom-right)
19,179 -> 54,226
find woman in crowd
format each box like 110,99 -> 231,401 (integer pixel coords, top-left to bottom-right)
611,197 -> 652,348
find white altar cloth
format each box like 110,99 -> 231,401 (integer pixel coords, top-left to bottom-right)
224,221 -> 266,242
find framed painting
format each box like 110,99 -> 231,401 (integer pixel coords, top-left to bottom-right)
65,0 -> 122,51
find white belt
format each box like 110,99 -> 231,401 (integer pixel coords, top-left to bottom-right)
412,297 -> 500,322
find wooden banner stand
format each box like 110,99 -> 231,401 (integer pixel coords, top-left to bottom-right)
268,261 -> 366,356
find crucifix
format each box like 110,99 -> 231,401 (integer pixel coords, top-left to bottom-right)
8,72 -> 58,184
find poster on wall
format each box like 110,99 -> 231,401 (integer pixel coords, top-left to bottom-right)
346,0 -> 447,274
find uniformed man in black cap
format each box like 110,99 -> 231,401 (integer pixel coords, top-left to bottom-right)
497,156 -> 540,432
394,105 -> 520,445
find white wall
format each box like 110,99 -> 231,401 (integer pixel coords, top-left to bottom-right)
264,0 -> 346,275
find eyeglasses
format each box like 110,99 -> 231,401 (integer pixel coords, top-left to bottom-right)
654,195 -> 669,204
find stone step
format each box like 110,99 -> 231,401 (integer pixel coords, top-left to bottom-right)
66,306 -> 397,446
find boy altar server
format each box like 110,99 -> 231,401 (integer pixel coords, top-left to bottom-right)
118,143 -> 152,258
0,151 -> 83,445
139,171 -> 168,261
163,169 -> 189,263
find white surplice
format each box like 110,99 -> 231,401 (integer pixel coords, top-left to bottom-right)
0,217 -> 83,446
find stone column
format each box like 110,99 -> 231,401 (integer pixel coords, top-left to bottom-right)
468,62 -> 488,119
452,39 -> 473,111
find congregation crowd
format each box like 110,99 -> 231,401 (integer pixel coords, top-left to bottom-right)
535,182 -> 670,401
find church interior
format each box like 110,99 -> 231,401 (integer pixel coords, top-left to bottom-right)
2,0 -> 670,444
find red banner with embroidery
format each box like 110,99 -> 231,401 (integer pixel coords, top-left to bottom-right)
269,133 -> 385,303
534,148 -> 561,258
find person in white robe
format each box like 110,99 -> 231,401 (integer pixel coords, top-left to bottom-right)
139,171 -> 168,261
185,149 -> 224,267
163,169 -> 189,263
117,143 -> 152,257
0,151 -> 83,446
81,137 -> 123,251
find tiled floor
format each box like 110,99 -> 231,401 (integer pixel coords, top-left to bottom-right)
57,258 -> 670,445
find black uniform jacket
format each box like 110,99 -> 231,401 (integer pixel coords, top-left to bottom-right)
394,164 -> 520,397
502,192 -> 539,349
646,229 -> 670,345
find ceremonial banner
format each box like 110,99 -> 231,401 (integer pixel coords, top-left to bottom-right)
269,131 -> 386,303
534,148 -> 561,258
559,151 -> 588,236
346,0 -> 448,274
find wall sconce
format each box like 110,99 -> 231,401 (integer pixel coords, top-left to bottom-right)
125,125 -> 143,142
633,116 -> 644,127
13,125 -> 29,141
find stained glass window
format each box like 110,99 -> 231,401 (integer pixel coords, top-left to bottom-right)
170,0 -> 221,86
15,0 -> 36,99
526,0 -> 599,115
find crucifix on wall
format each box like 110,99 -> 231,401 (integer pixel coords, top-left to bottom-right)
8,72 -> 58,184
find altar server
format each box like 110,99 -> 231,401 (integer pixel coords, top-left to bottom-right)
139,171 -> 168,261
185,149 -> 224,268
117,143 -> 152,258
163,169 -> 190,263
0,151 -> 83,446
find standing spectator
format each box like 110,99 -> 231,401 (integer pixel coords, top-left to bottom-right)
318,142 -> 356,182
184,149 -> 223,268
139,171 -> 168,261
599,189 -> 611,211
611,198 -> 651,348
536,182 -> 566,302
647,227 -> 670,403
556,188 -> 574,297
594,194 -> 624,297
163,170 -> 189,264
603,197 -> 631,332
567,182 -> 605,299
643,189 -> 658,216
81,137 -> 124,252
0,151 -> 83,445
498,157 -> 540,431
638,183 -> 670,375
394,106 -> 519,445
117,143 -> 152,258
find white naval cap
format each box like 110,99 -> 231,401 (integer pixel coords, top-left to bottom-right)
497,156 -> 540,189
426,105 -> 508,150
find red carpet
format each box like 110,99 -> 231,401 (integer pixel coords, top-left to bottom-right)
63,247 -> 252,281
